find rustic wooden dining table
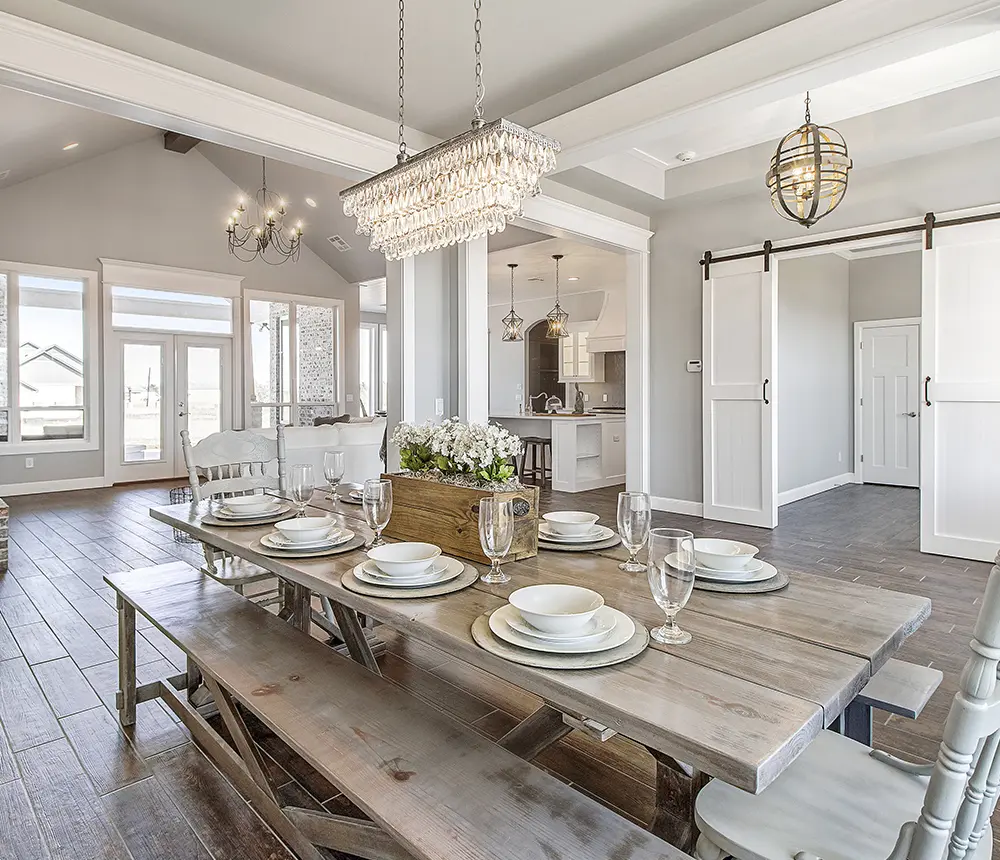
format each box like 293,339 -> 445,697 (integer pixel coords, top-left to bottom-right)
150,495 -> 931,852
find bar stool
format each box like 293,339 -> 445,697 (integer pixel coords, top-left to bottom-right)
519,437 -> 552,487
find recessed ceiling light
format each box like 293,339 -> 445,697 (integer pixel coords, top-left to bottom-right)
62,142 -> 79,151
305,197 -> 317,208
675,150 -> 696,163
567,276 -> 579,281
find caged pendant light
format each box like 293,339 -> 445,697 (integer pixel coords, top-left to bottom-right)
545,254 -> 569,339
340,0 -> 561,261
501,263 -> 524,342
766,92 -> 852,227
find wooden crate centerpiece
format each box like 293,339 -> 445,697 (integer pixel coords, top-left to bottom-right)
382,418 -> 536,565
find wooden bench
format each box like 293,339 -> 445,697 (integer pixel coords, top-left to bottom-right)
106,562 -> 685,860
839,657 -> 943,744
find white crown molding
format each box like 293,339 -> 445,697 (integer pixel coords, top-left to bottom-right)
519,195 -> 653,253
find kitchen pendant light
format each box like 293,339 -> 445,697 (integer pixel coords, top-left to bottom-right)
340,0 -> 561,261
766,92 -> 852,227
501,263 -> 524,342
545,254 -> 569,339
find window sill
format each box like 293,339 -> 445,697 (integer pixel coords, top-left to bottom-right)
0,438 -> 100,457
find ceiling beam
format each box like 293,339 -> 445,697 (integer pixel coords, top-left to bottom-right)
162,131 -> 200,153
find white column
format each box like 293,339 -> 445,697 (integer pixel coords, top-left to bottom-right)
626,250 -> 651,494
385,256 -> 415,470
456,237 -> 490,424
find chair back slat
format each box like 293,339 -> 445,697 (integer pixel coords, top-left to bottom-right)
908,552 -> 1000,860
181,426 -> 287,502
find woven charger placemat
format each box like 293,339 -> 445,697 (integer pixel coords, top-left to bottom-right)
249,534 -> 365,560
538,534 -> 622,553
341,561 -> 479,599
471,612 -> 649,669
693,569 -> 789,594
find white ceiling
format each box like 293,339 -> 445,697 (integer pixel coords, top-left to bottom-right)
0,86 -> 157,188
54,0 -> 838,138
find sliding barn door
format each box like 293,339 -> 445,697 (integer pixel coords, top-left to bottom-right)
702,257 -> 777,527
921,220 -> 1000,561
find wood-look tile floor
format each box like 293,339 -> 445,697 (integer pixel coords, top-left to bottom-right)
0,480 -> 995,858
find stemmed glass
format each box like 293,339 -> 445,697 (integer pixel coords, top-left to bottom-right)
323,451 -> 345,503
289,464 -> 315,518
647,528 -> 696,645
478,498 -> 514,585
617,491 -> 651,572
363,478 -> 392,548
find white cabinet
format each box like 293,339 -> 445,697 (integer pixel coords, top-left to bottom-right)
601,419 -> 626,481
558,330 -> 605,383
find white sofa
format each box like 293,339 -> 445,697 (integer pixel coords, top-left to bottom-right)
261,418 -> 386,486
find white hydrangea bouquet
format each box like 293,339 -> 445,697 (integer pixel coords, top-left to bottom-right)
391,418 -> 523,485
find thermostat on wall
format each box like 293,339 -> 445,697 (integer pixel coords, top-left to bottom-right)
686,360 -> 703,373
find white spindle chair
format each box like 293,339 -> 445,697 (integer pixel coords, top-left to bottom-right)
694,549 -> 1000,860
180,425 -> 287,596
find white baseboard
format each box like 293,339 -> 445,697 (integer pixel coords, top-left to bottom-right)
0,475 -> 110,497
650,496 -> 704,517
777,472 -> 856,507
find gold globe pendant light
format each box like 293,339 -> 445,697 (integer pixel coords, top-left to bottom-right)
545,254 -> 569,339
501,263 -> 524,342
766,93 -> 852,227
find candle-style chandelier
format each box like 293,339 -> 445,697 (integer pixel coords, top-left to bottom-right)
501,263 -> 523,342
766,92 -> 852,227
545,254 -> 569,339
226,157 -> 303,264
340,0 -> 561,261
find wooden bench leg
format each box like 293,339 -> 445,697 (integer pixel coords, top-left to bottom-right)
648,749 -> 710,853
116,595 -> 137,727
331,602 -> 381,675
498,704 -> 573,759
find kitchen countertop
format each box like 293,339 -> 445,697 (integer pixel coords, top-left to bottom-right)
490,413 -> 626,421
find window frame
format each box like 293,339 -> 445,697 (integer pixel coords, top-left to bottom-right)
360,320 -> 388,416
243,290 -> 346,428
0,260 -> 100,455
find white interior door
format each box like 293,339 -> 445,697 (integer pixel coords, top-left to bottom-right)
860,322 -> 920,488
702,257 -> 777,527
921,220 -> 1000,561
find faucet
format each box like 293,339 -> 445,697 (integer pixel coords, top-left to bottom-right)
528,392 -> 548,415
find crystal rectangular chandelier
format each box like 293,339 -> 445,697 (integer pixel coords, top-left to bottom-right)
341,0 -> 560,261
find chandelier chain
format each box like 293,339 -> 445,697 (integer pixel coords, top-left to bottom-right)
473,0 -> 485,125
397,0 -> 407,159
261,156 -> 267,189
509,263 -> 516,305
803,90 -> 811,124
554,254 -> 561,303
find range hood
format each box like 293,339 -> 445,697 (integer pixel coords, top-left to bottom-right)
586,290 -> 626,352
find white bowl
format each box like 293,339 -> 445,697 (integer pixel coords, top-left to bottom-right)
367,542 -> 441,577
542,511 -> 600,537
274,516 -> 337,544
693,538 -> 759,572
222,495 -> 276,514
508,584 -> 605,635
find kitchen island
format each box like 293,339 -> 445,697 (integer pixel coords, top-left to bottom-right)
490,413 -> 625,493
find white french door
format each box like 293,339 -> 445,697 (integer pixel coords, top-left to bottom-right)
702,257 -> 777,527
859,322 -> 920,488
921,220 -> 1000,561
107,333 -> 232,483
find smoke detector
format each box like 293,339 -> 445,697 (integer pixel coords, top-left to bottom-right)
327,235 -> 352,252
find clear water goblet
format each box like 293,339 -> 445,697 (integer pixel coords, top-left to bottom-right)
323,451 -> 345,503
363,478 -> 393,548
289,464 -> 315,518
617,491 -> 651,572
647,528 -> 696,645
478,497 -> 514,585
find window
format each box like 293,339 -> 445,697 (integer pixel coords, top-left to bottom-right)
0,264 -> 98,450
360,320 -> 388,416
245,293 -> 344,427
111,286 -> 233,334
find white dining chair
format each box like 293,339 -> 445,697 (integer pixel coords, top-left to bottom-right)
694,549 -> 1000,860
180,425 -> 287,596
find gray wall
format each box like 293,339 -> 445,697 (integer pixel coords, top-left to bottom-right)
776,255 -> 851,494
648,137 -> 1000,504
849,252 -> 921,323
0,137 -> 359,490
412,248 -> 458,424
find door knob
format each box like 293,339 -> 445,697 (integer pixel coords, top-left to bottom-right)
902,411 -> 917,418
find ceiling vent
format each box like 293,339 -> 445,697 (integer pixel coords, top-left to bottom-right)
327,235 -> 352,252
0,170 -> 10,182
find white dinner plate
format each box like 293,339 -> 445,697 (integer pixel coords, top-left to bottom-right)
215,502 -> 290,520
537,523 -> 615,544
505,607 -> 617,644
697,557 -> 764,575
696,560 -> 777,584
362,557 -> 451,581
353,557 -> 465,589
260,529 -> 354,552
488,604 -> 636,654
342,490 -> 364,505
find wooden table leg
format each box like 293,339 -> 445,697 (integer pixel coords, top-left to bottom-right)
330,602 -> 381,675
116,595 -> 137,727
842,700 -> 873,745
647,749 -> 710,853
498,704 -> 573,759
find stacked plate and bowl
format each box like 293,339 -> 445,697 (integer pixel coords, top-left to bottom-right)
692,538 -> 778,584
487,584 -> 636,656
212,494 -> 292,522
258,516 -> 356,556
351,542 -> 466,590
537,511 -> 619,551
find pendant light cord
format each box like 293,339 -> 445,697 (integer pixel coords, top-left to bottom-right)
554,254 -> 561,307
508,263 -> 517,306
472,0 -> 486,127
397,0 -> 407,162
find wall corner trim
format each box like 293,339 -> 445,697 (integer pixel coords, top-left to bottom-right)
650,496 -> 704,517
777,472 -> 856,508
